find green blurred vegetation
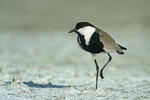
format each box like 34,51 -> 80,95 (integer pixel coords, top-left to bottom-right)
0,0 -> 150,31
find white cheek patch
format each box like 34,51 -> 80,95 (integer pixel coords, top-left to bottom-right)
77,26 -> 96,45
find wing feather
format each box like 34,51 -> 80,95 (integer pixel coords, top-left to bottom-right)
96,28 -> 122,52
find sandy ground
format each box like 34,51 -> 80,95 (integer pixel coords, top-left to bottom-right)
0,30 -> 150,100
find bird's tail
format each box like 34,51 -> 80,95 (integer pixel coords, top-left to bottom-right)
117,44 -> 127,50
117,44 -> 127,55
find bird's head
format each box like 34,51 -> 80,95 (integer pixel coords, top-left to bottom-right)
69,22 -> 96,35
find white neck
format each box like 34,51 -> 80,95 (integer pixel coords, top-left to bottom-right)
77,26 -> 96,45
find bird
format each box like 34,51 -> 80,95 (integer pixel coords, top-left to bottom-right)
69,22 -> 127,89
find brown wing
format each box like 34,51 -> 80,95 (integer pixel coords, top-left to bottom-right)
96,28 -> 122,52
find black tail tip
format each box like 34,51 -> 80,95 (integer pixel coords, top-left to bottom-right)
117,51 -> 124,55
122,47 -> 127,50
117,44 -> 127,50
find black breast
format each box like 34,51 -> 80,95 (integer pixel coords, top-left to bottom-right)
77,32 -> 104,54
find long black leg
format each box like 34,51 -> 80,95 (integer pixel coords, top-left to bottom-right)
100,53 -> 112,79
93,58 -> 99,89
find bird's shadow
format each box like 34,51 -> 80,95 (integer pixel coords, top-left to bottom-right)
4,81 -> 71,89
23,81 -> 71,88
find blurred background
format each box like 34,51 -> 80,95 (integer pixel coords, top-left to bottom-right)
0,0 -> 150,99
0,0 -> 150,31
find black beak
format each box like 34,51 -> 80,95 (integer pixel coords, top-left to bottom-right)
69,29 -> 76,33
